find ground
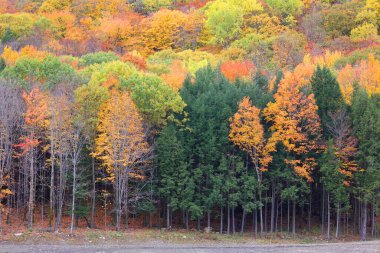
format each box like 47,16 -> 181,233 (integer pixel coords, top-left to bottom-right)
1,241 -> 380,253
0,229 -> 379,253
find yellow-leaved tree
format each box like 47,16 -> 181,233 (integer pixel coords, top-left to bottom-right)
229,96 -> 269,235
263,71 -> 322,182
94,92 -> 150,231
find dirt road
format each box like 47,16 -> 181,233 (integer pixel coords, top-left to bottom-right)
1,241 -> 379,253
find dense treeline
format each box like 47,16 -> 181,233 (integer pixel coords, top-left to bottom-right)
0,0 -> 379,242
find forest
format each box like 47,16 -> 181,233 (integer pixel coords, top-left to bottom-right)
0,0 -> 379,243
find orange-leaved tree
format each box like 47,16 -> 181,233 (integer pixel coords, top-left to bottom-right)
229,96 -> 269,235
14,87 -> 48,229
337,54 -> 380,104
326,110 -> 359,186
263,71 -> 322,182
94,92 -> 151,231
229,97 -> 267,179
161,60 -> 188,91
220,60 -> 255,82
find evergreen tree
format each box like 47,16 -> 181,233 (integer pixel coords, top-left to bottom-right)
351,89 -> 380,241
320,140 -> 349,240
156,124 -> 192,228
311,66 -> 345,135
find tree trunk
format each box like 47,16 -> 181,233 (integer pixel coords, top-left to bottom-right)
287,199 -> 290,233
115,174 -> 121,231
292,200 -> 296,236
270,181 -> 275,234
227,203 -> 230,234
28,150 -> 35,229
327,193 -> 331,241
308,188 -> 312,232
49,145 -> 55,230
335,202 -> 340,238
280,200 -> 283,233
361,201 -> 367,241
321,186 -> 325,236
207,210 -> 211,229
254,209 -> 258,238
232,207 -> 235,234
264,192 -> 268,233
186,211 -> 189,230
70,163 -> 77,234
167,204 -> 170,228
275,198 -> 279,234
220,207 -> 223,233
90,157 -> 96,229
353,198 -> 357,235
371,204 -> 375,238
259,192 -> 264,236
241,208 -> 246,234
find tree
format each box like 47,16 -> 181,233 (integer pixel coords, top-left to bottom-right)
156,124 -> 192,228
350,23 -> 378,42
121,73 -> 186,128
229,96 -> 267,234
204,0 -> 263,46
78,52 -> 119,68
1,55 -> 79,89
320,141 -> 346,240
94,92 -> 151,231
14,87 -> 48,229
263,70 -> 322,182
74,82 -> 109,228
161,60 -> 188,91
97,13 -> 142,54
311,66 -> 346,135
0,80 -> 22,226
242,13 -> 286,39
46,91 -> 74,231
273,32 -> 305,69
337,55 -> 380,104
266,0 -> 303,17
351,89 -> 380,241
220,60 -> 255,82
323,1 -> 360,39
180,67 -> 242,230
139,9 -> 204,53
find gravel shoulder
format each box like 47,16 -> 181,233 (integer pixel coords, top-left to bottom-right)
1,241 -> 380,253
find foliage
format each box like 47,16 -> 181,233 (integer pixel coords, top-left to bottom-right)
204,0 -> 262,46
350,23 -> 378,42
1,55 -> 79,89
78,52 -> 119,67
220,60 -> 255,82
263,70 -> 322,181
121,73 -> 186,128
266,0 -> 303,17
310,66 -> 345,135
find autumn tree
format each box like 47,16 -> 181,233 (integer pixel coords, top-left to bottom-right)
273,32 -> 306,69
204,0 -> 263,46
263,70 -> 322,234
263,70 -> 322,181
95,92 -> 151,231
15,87 -> 48,229
229,97 -> 267,234
97,13 -> 142,54
220,60 -> 255,82
141,9 -> 201,53
74,82 -> 109,228
0,80 -> 22,226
